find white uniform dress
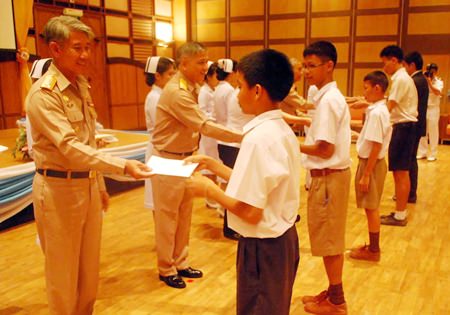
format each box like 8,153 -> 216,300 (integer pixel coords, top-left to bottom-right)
144,85 -> 162,209
198,83 -> 219,160
418,76 -> 443,159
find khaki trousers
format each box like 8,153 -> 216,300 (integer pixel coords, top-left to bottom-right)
151,151 -> 193,276
33,173 -> 102,315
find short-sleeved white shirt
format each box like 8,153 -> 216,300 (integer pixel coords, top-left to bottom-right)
356,99 -> 392,159
225,109 -> 301,238
302,81 -> 351,170
198,83 -> 215,120
428,77 -> 443,108
213,81 -> 234,126
224,88 -> 254,148
145,85 -> 162,133
388,67 -> 418,124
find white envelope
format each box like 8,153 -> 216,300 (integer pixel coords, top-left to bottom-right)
147,155 -> 198,178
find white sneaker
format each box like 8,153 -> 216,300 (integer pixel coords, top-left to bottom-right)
427,156 -> 437,162
416,155 -> 426,160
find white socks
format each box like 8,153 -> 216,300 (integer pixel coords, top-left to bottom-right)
394,210 -> 407,221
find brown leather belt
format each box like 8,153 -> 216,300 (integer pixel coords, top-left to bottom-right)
159,150 -> 194,157
36,169 -> 96,179
310,168 -> 348,177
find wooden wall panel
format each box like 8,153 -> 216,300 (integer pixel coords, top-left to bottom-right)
334,69 -> 349,95
409,0 -> 450,6
230,0 -> 264,16
335,42 -> 349,64
355,41 -> 396,62
105,0 -> 128,11
356,14 -> 398,36
311,17 -> 350,37
137,71 -> 151,104
408,12 -> 450,34
312,0 -> 351,12
230,22 -> 264,41
269,19 -> 305,39
156,46 -> 175,59
111,106 -> 139,129
268,44 -> 305,61
107,43 -> 131,58
106,16 -> 130,37
197,0 -> 225,19
357,0 -> 399,9
0,62 -> 20,115
197,23 -> 226,42
88,0 -> 101,6
138,104 -> 146,129
133,19 -> 153,40
230,45 -> 264,61
270,0 -> 306,14
155,0 -> 172,17
131,0 -> 153,17
108,64 -> 138,106
133,44 -> 153,63
205,46 -> 227,61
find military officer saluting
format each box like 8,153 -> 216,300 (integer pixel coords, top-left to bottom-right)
26,16 -> 152,315
151,42 -> 242,289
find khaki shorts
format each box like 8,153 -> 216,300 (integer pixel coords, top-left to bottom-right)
355,157 -> 387,210
307,168 -> 350,257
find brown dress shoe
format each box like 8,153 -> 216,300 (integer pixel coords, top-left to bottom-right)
302,290 -> 328,304
304,297 -> 347,315
349,244 -> 380,262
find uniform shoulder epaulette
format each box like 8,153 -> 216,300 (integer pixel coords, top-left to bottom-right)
179,78 -> 188,91
40,74 -> 57,91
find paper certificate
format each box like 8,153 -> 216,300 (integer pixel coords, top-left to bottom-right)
147,155 -> 198,178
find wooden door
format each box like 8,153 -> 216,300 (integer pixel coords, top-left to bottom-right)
33,5 -> 110,127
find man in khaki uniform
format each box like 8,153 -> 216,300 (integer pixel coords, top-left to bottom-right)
26,16 -> 152,315
151,42 -> 242,289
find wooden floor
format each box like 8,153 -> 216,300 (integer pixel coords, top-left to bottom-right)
1,143 -> 449,315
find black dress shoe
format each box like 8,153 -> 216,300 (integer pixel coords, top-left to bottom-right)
177,267 -> 203,278
159,274 -> 186,288
408,196 -> 417,203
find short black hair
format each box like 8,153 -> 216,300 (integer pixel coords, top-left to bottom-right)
145,57 -> 175,86
428,63 -> 438,71
404,51 -> 424,70
380,45 -> 404,62
363,70 -> 389,92
205,62 -> 218,80
237,49 -> 293,102
216,59 -> 238,81
303,41 -> 337,67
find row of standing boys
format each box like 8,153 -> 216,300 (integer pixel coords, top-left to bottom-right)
26,15 -> 443,315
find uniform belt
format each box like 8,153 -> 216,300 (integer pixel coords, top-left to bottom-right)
159,150 -> 194,157
36,168 -> 96,179
310,168 -> 348,177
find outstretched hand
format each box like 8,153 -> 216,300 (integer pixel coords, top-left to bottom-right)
184,154 -> 215,172
125,160 -> 153,179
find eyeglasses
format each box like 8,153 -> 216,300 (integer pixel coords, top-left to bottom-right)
302,63 -> 325,71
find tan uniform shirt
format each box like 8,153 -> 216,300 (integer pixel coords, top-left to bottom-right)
152,71 -> 241,154
26,64 -> 126,190
280,87 -> 305,115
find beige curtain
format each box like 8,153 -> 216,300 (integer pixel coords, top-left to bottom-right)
13,0 -> 34,115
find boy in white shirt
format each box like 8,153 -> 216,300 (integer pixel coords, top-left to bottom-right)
185,49 -> 301,315
300,41 -> 351,315
349,71 -> 392,262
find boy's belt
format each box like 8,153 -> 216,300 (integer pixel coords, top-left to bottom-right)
36,168 -> 96,179
310,168 -> 348,177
